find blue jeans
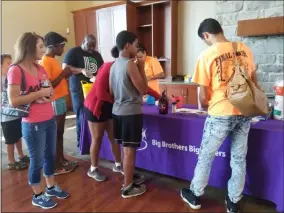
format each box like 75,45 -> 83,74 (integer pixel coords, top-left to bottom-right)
69,87 -> 84,146
190,115 -> 251,203
22,118 -> 56,185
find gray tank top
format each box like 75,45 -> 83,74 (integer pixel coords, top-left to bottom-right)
110,57 -> 142,116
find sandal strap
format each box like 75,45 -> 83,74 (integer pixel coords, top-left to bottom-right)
8,161 -> 27,170
19,155 -> 29,161
63,160 -> 78,166
63,164 -> 75,170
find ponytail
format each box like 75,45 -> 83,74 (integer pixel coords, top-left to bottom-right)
111,46 -> 119,58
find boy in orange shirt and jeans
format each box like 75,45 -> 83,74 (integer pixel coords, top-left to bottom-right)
180,19 -> 260,213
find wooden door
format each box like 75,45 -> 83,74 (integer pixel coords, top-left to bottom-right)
73,12 -> 87,46
86,10 -> 97,48
159,84 -> 167,94
181,86 -> 189,105
170,0 -> 178,77
126,0 -> 137,34
186,85 -> 198,105
165,85 -> 183,103
163,84 -> 198,105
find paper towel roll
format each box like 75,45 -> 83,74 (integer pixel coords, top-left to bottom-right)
274,95 -> 284,120
197,87 -> 201,110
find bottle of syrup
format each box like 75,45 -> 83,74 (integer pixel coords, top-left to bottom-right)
40,74 -> 50,98
158,90 -> 169,114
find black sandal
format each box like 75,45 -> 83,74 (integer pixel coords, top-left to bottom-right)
19,155 -> 30,164
62,159 -> 78,167
8,161 -> 28,170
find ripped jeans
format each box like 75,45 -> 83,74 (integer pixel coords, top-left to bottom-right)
22,118 -> 56,185
190,115 -> 251,203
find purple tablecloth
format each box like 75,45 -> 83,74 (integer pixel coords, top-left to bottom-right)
80,105 -> 284,212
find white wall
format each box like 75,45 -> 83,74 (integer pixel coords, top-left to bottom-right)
2,1 -> 70,63
178,1 -> 217,75
1,1 -> 217,76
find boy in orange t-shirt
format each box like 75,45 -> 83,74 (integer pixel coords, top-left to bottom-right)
180,19 -> 260,213
40,32 -> 77,175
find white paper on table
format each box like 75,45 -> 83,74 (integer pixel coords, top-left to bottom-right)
176,108 -> 207,115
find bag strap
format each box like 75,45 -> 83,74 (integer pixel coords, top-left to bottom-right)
226,42 -> 240,83
232,42 -> 241,74
232,42 -> 239,64
4,65 -> 27,92
234,42 -> 251,76
4,78 -> 8,89
18,65 -> 27,92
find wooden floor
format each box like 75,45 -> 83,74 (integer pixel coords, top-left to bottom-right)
2,156 -> 227,212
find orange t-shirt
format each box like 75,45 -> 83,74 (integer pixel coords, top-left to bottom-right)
192,42 -> 256,116
144,56 -> 164,93
39,56 -> 68,100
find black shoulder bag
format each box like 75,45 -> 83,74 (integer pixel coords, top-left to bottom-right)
1,65 -> 30,118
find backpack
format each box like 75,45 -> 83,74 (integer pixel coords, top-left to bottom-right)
1,65 -> 30,118
226,42 -> 268,117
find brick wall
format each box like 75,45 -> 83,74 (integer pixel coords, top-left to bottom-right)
216,0 -> 284,94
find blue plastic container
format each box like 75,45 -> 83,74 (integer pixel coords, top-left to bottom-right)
146,95 -> 155,105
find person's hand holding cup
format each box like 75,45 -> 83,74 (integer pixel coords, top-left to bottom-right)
82,69 -> 93,78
